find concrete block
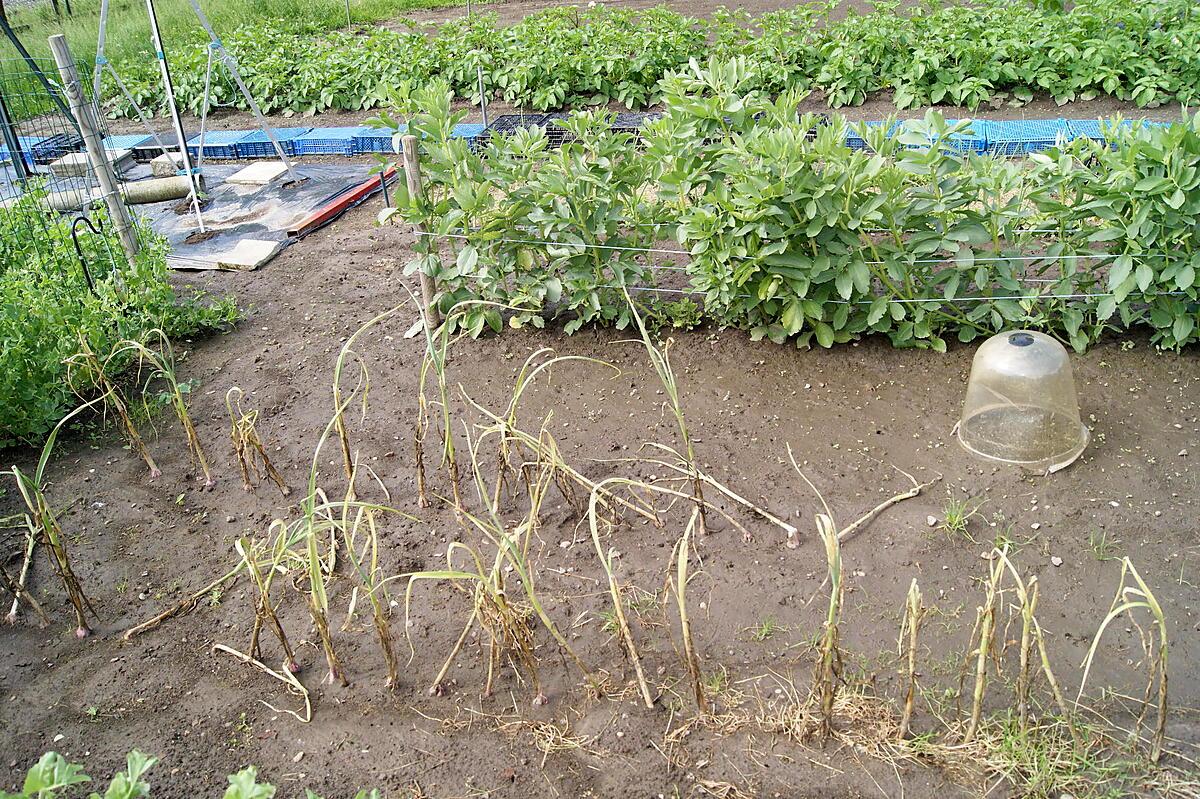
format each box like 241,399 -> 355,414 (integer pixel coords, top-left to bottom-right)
170,238 -> 284,271
150,151 -> 187,177
49,148 -> 132,178
227,161 -> 289,186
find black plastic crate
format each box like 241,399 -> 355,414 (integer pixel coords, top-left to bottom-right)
30,133 -> 83,165
131,132 -> 185,163
478,114 -> 553,148
541,113 -> 577,147
611,112 -> 662,135
484,113 -> 549,135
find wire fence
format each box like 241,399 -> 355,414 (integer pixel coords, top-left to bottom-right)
412,229 -> 1191,306
0,54 -> 130,285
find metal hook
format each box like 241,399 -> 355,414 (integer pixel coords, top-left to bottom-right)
70,215 -> 102,295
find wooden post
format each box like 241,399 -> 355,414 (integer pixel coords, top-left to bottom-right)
48,33 -> 140,262
402,134 -> 441,330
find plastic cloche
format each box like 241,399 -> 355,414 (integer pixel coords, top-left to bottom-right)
957,330 -> 1089,472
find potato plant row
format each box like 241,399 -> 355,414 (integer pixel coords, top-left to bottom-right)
107,0 -> 1200,118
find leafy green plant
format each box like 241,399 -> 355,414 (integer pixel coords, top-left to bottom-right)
100,0 -> 1200,120
388,61 -> 1199,354
0,751 -> 382,799
0,188 -> 235,446
0,750 -> 155,799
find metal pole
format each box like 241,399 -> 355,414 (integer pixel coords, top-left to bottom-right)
1,17 -> 73,122
0,85 -> 30,185
48,34 -> 140,261
94,0 -> 170,156
186,0 -> 300,184
144,0 -> 206,233
401,134 -> 441,330
476,64 -> 488,129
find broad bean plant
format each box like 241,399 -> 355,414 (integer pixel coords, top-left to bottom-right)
383,63 -> 1200,352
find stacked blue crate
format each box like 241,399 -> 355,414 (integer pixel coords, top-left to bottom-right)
351,125 -> 403,154
186,130 -> 245,160
452,123 -> 486,140
942,119 -> 988,154
845,120 -> 887,150
292,127 -> 359,156
233,127 -> 311,159
845,120 -> 985,153
0,135 -> 44,168
1066,118 -> 1145,145
103,133 -> 151,151
981,119 -> 1070,156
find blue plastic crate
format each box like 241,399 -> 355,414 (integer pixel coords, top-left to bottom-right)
186,130 -> 244,160
292,126 -> 358,156
233,127 -> 311,159
0,135 -> 45,167
1067,118 -> 1163,146
0,136 -> 41,168
452,123 -> 485,140
942,119 -> 988,154
103,133 -> 151,151
888,119 -> 986,154
982,119 -> 1070,156
351,125 -> 404,154
845,121 -> 889,150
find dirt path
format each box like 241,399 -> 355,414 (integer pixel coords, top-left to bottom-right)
1,197 -> 1197,796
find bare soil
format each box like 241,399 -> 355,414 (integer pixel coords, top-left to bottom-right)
7,1 -> 1200,794
1,199 -> 1198,797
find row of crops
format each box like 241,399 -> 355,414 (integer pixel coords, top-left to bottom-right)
383,66 -> 1200,353
107,0 -> 1200,118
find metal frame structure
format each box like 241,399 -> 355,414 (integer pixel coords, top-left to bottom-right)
89,0 -> 304,232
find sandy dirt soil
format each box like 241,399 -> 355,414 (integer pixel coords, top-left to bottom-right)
1,197 -> 1198,797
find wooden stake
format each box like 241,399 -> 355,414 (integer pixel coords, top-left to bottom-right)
401,134 -> 441,330
48,34 -> 140,261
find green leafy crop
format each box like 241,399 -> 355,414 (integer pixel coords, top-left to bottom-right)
0,752 -> 381,799
105,0 -> 1200,119
383,67 -> 1200,353
0,189 -> 236,446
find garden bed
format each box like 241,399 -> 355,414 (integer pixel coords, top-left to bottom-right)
1,200 -> 1197,797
